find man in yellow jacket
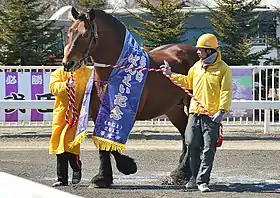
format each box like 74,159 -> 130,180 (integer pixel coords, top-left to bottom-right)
161,33 -> 232,192
49,45 -> 92,187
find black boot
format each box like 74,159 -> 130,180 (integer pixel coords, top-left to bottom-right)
112,151 -> 137,175
91,150 -> 113,188
72,170 -> 82,185
68,153 -> 82,185
53,153 -> 69,187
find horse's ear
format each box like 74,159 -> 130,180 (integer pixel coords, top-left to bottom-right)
87,9 -> 96,21
71,7 -> 79,20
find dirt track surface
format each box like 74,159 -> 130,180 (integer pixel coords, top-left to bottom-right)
1,138 -> 280,198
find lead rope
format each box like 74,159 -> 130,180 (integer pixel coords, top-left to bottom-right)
65,74 -> 79,128
77,61 -> 223,146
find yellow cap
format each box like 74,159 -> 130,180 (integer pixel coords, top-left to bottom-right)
196,33 -> 218,49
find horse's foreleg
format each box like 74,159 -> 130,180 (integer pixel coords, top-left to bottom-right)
90,150 -> 113,188
163,104 -> 191,185
111,151 -> 137,175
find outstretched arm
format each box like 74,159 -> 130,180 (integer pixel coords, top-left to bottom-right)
160,60 -> 193,90
170,71 -> 193,90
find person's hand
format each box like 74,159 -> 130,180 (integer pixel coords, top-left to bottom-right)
212,110 -> 225,123
160,60 -> 172,76
68,77 -> 74,88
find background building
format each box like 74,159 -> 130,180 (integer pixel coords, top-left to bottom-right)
49,4 -> 280,61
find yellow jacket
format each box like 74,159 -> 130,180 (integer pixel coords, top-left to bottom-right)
49,65 -> 92,155
171,52 -> 232,115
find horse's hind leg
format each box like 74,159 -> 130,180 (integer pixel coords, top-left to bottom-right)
163,104 -> 191,185
90,150 -> 113,188
111,151 -> 137,175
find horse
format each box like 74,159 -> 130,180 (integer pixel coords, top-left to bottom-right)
63,7 -> 199,188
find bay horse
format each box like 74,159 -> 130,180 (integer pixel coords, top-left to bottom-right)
63,7 -> 199,188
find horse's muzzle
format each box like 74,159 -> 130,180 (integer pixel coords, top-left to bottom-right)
63,60 -> 78,72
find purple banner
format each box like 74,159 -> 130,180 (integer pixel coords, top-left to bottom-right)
31,72 -> 44,121
232,68 -> 253,100
232,69 -> 253,76
5,72 -> 18,121
231,68 -> 253,117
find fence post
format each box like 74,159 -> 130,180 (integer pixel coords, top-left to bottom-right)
264,109 -> 270,134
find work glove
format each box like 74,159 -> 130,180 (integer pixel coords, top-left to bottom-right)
212,110 -> 225,123
160,60 -> 172,76
94,63 -> 109,67
68,77 -> 74,88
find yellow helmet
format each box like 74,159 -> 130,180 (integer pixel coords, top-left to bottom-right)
196,33 -> 219,49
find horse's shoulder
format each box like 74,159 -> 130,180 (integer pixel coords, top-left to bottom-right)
149,44 -> 174,52
150,44 -> 196,56
147,44 -> 197,74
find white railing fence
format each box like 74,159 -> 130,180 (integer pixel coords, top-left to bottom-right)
0,65 -> 280,134
1,100 -> 280,134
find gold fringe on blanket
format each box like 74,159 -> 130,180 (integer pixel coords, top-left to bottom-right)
92,136 -> 125,153
68,131 -> 88,149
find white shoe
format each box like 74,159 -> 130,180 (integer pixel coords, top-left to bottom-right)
185,179 -> 197,189
52,181 -> 68,187
198,183 -> 211,192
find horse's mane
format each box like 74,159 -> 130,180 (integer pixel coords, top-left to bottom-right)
94,9 -> 125,31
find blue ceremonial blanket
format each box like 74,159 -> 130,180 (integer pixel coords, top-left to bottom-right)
93,30 -> 149,152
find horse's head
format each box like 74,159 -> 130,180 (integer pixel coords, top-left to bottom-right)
63,7 -> 98,72
63,7 -> 126,73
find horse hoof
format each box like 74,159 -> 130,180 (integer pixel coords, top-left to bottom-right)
116,154 -> 137,175
90,174 -> 112,188
88,183 -> 111,189
161,175 -> 188,185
